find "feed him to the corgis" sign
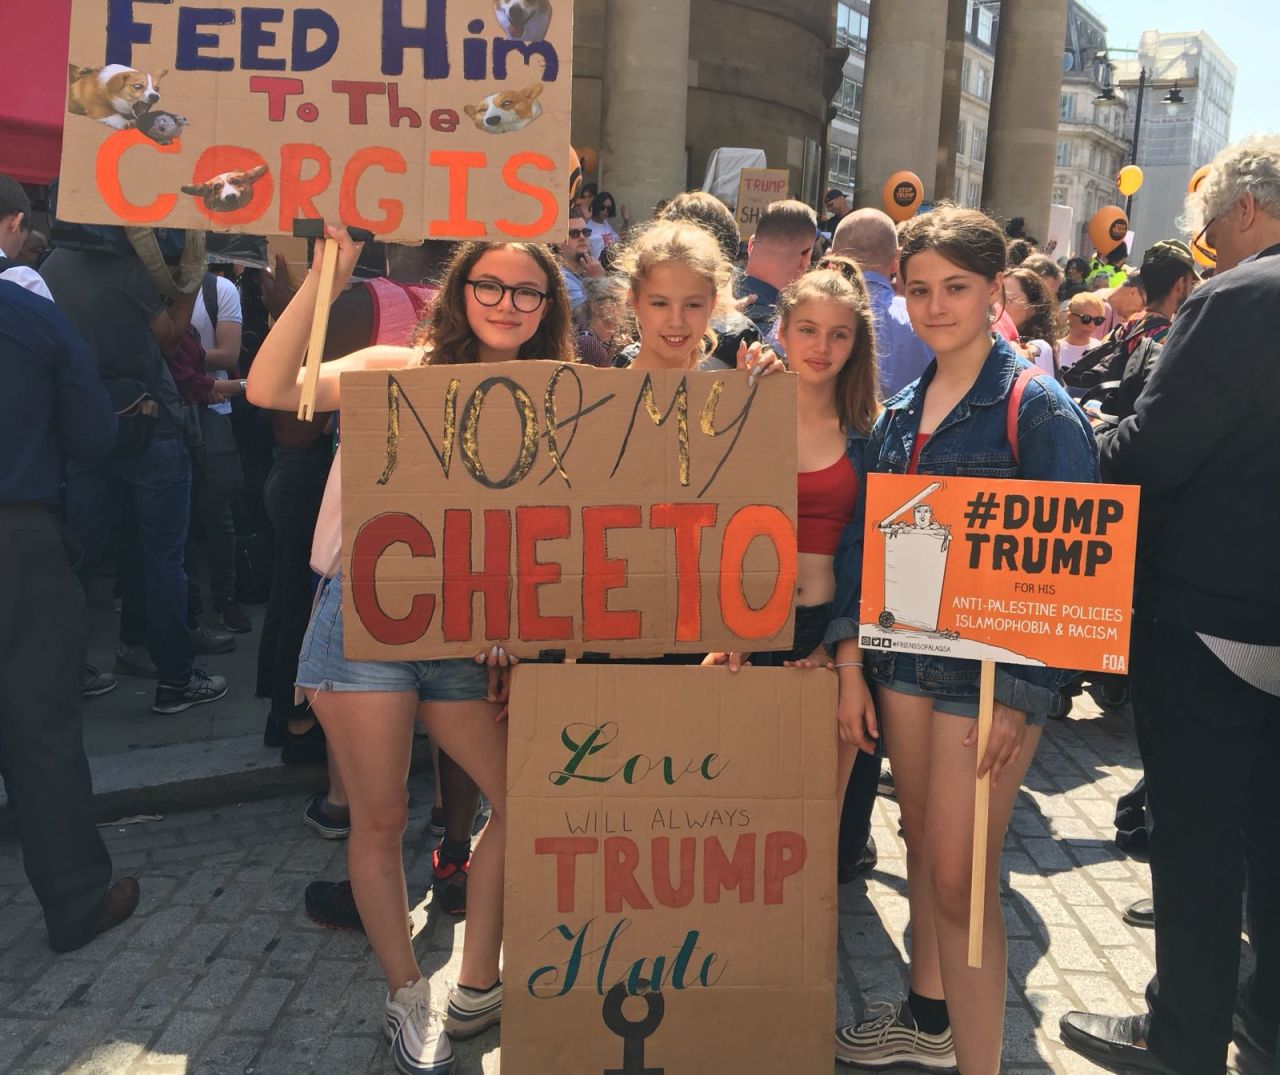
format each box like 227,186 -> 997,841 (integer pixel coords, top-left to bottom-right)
57,0 -> 571,242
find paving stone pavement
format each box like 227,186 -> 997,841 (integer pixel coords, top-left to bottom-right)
0,693 -> 1265,1074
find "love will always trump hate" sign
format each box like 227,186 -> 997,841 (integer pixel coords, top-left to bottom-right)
503,664 -> 838,1074
58,0 -> 571,241
338,362 -> 798,660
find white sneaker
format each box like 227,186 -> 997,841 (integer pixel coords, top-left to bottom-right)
835,1000 -> 957,1070
444,980 -> 503,1040
385,979 -> 453,1074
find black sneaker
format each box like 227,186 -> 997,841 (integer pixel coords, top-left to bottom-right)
838,836 -> 879,884
153,670 -> 230,714
432,847 -> 469,916
216,598 -> 253,634
303,791 -> 350,839
305,880 -> 363,932
114,642 -> 158,678
82,665 -> 118,698
282,722 -> 327,766
190,623 -> 235,655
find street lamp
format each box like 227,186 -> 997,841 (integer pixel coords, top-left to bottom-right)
1091,50 -> 1184,215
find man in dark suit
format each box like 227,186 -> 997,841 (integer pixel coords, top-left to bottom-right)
0,279 -> 139,952
1060,135 -> 1280,1074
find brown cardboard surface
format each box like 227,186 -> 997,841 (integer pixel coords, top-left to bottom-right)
338,362 -> 798,659
503,664 -> 838,1074
59,1 -> 570,241
735,168 -> 791,240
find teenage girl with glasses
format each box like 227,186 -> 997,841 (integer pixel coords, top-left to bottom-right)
248,228 -> 574,1075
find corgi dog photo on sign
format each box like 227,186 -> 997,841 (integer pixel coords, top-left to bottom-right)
463,83 -> 544,134
181,166 -> 269,212
67,63 -> 167,129
494,0 -> 553,42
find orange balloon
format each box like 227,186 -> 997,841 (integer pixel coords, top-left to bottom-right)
1188,164 -> 1212,194
1088,205 -> 1129,255
577,146 -> 599,176
882,170 -> 924,223
568,146 -> 583,203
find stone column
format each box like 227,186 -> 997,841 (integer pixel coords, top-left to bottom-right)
934,0 -> 969,201
599,0 -> 691,221
981,0 -> 1069,240
855,0 -> 949,210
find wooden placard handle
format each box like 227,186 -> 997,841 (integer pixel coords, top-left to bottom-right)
296,236 -> 338,422
968,659 -> 997,968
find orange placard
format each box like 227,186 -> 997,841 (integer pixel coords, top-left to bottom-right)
859,474 -> 1140,674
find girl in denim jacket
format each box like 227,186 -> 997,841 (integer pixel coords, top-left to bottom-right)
832,208 -> 1097,1075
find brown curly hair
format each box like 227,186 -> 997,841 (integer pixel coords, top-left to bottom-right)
413,241 -> 575,365
777,268 -> 881,436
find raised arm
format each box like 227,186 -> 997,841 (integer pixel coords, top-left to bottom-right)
246,226 -> 414,414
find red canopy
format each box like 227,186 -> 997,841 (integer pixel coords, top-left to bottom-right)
2,0 -> 72,184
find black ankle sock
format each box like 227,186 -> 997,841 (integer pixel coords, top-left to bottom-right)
460,979 -> 500,995
440,836 -> 471,864
908,990 -> 950,1035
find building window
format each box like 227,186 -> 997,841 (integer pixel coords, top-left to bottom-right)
828,143 -> 857,189
835,3 -> 869,52
955,175 -> 964,203
967,181 -> 981,208
835,77 -> 863,121
962,57 -> 972,94
1056,140 -> 1071,167
977,6 -> 995,45
976,64 -> 992,101
971,125 -> 987,163
1060,93 -> 1075,122
956,119 -> 967,158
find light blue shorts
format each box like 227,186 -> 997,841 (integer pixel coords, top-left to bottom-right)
296,573 -> 491,703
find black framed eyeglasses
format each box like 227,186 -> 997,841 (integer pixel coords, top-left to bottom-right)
1072,313 -> 1106,326
466,279 -> 548,313
1190,216 -> 1218,268
567,227 -> 591,239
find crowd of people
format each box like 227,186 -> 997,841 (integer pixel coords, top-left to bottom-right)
1,129 -> 1278,1075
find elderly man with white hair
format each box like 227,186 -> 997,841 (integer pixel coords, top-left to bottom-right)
1060,134 -> 1280,1075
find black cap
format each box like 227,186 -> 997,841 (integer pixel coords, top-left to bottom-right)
825,188 -> 847,203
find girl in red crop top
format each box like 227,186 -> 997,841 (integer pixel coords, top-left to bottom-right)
704,261 -> 881,812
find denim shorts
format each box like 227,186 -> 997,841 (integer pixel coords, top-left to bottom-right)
296,573 -> 491,703
869,654 -> 1048,727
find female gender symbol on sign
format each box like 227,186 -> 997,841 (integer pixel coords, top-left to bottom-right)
603,981 -> 665,1075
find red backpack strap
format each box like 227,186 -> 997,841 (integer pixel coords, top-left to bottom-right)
1006,365 -> 1045,467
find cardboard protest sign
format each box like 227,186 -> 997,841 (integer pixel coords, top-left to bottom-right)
859,474 -> 1140,673
58,0 -> 571,242
338,362 -> 798,659
503,664 -> 837,1074
735,167 -> 790,239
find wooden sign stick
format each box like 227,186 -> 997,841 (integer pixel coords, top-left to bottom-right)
968,659 -> 997,968
296,232 -> 337,422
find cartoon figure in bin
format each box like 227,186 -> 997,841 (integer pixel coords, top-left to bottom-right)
875,481 -> 960,639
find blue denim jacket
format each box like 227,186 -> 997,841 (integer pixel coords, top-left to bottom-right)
826,337 -> 1100,715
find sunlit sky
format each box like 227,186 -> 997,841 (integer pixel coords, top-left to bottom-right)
1098,2 -> 1278,141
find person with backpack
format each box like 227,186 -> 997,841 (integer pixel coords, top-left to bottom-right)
43,235 -> 232,715
188,268 -> 251,635
1064,240 -> 1199,397
831,207 -> 1097,1075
